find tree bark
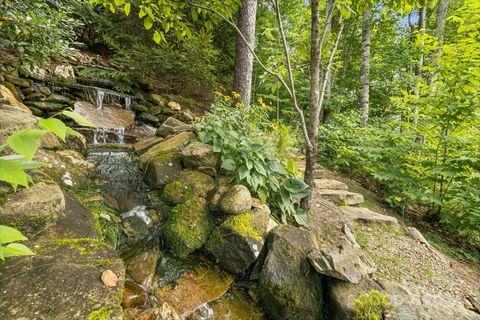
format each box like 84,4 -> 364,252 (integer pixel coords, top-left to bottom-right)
303,0 -> 335,211
359,8 -> 371,127
413,6 -> 426,124
233,0 -> 257,106
436,0 -> 449,44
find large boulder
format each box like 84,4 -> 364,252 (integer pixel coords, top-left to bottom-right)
126,247 -> 159,288
73,101 -> 135,129
308,244 -> 376,283
0,104 -> 37,144
317,189 -> 364,206
219,185 -> 252,215
139,132 -> 195,188
163,197 -> 211,257
0,238 -> 125,319
156,117 -> 193,138
181,141 -> 218,169
258,225 -> 323,320
0,84 -> 32,113
0,182 -> 65,237
134,136 -> 163,154
163,170 -> 215,205
206,207 -> 273,274
53,64 -> 76,83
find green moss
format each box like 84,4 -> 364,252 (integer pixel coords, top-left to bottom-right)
352,290 -> 394,320
50,238 -> 111,255
223,212 -> 262,241
162,170 -> 214,204
87,307 -> 114,320
163,197 -> 211,257
163,180 -> 193,204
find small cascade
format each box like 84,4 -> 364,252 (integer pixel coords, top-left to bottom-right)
84,87 -> 134,111
91,127 -> 127,145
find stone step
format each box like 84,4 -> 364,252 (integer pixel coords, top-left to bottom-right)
317,189 -> 364,206
315,178 -> 349,190
341,206 -> 398,225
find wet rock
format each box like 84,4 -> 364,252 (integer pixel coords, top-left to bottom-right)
74,101 -> 135,129
24,92 -> 46,101
341,206 -> 398,225
140,131 -> 195,166
163,197 -> 211,257
219,185 -> 252,215
204,288 -> 265,320
53,64 -> 76,83
154,256 -> 233,318
24,100 -> 66,111
149,93 -> 166,106
3,74 -> 31,87
0,84 -> 32,113
308,244 -> 376,283
134,136 -> 164,154
0,238 -> 125,320
163,170 -> 215,205
206,208 -> 272,274
157,303 -> 181,320
46,93 -> 71,104
258,225 -> 323,320
181,141 -> 218,169
122,280 -> 147,308
123,216 -> 149,239
168,101 -> 182,111
127,247 -> 159,287
0,105 -> 37,144
317,189 -> 364,206
315,178 -> 349,190
0,182 -> 65,237
156,117 -> 194,138
138,112 -> 160,125
37,86 -> 52,96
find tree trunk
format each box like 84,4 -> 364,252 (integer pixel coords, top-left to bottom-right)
359,8 -> 371,127
436,0 -> 449,44
413,6 -> 426,124
233,0 -> 257,106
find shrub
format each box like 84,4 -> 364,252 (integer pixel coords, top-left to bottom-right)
352,290 -> 393,320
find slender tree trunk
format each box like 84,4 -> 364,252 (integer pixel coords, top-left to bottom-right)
303,0 -> 334,211
359,8 -> 371,127
436,0 -> 449,44
413,6 -> 426,124
233,0 -> 257,106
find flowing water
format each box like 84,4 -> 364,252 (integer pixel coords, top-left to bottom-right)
84,87 -> 134,112
86,148 -> 265,320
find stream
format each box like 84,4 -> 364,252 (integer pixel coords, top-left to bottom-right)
86,146 -> 265,319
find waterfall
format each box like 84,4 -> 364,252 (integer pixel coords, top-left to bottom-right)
91,127 -> 126,144
84,87 -> 133,111
125,97 -> 132,110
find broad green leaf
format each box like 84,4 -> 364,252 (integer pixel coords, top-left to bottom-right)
0,158 -> 29,190
3,243 -> 34,257
61,111 -> 95,127
124,3 -> 131,15
21,160 -> 47,170
0,246 -> 4,260
221,159 -> 236,171
153,30 -> 161,44
65,127 -> 82,138
0,225 -> 28,244
114,0 -> 124,6
6,129 -> 48,160
38,118 -> 67,141
144,17 -> 153,30
294,209 -> 308,227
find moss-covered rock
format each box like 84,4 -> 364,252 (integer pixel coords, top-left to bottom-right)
144,152 -> 183,188
258,225 -> 323,320
219,185 -> 252,215
163,170 -> 215,205
163,197 -> 211,257
181,141 -> 218,169
206,208 -> 273,274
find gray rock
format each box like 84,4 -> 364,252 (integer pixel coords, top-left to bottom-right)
206,208 -> 271,274
317,189 -> 364,206
308,244 -> 376,283
162,170 -> 215,205
258,225 -> 323,320
315,178 -> 349,190
46,93 -> 71,104
138,112 -> 160,124
181,141 -> 218,169
3,74 -> 31,87
53,65 -> 76,83
341,206 -> 398,225
126,247 -> 159,288
0,183 -> 65,237
156,117 -> 194,138
134,136 -> 164,154
219,185 -> 252,215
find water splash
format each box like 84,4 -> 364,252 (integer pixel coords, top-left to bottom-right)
92,127 -> 126,144
84,87 -> 133,111
125,97 -> 132,110
121,205 -> 152,225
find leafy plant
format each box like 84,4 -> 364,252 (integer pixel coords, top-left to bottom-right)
352,289 -> 394,320
195,96 -> 310,224
0,225 -> 34,261
77,67 -> 134,93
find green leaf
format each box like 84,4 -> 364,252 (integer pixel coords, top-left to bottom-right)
238,165 -> 250,180
294,208 -> 308,227
153,30 -> 161,44
124,3 -> 131,16
3,243 -> 34,258
38,118 -> 67,141
61,110 -> 95,127
6,129 -> 48,160
221,159 -> 236,171
21,160 -> 47,170
65,127 -> 82,137
114,0 -> 124,6
144,17 -> 153,30
0,158 -> 29,190
0,225 -> 28,244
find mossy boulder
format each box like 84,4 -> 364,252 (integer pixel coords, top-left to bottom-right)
163,197 -> 211,257
258,225 -> 323,320
206,208 -> 273,274
139,131 -> 195,166
156,117 -> 193,138
0,238 -> 125,320
163,170 -> 215,205
0,182 -> 65,237
219,185 -> 252,215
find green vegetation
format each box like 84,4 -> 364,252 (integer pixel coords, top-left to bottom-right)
352,290 -> 394,320
0,225 -> 34,261
196,96 -> 310,225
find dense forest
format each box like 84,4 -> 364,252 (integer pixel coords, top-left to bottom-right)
0,0 -> 479,319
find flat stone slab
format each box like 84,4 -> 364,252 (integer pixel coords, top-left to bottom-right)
74,101 -> 135,129
134,136 -> 163,154
341,206 -> 398,225
315,179 -> 349,190
317,189 -> 364,206
308,244 -> 376,283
